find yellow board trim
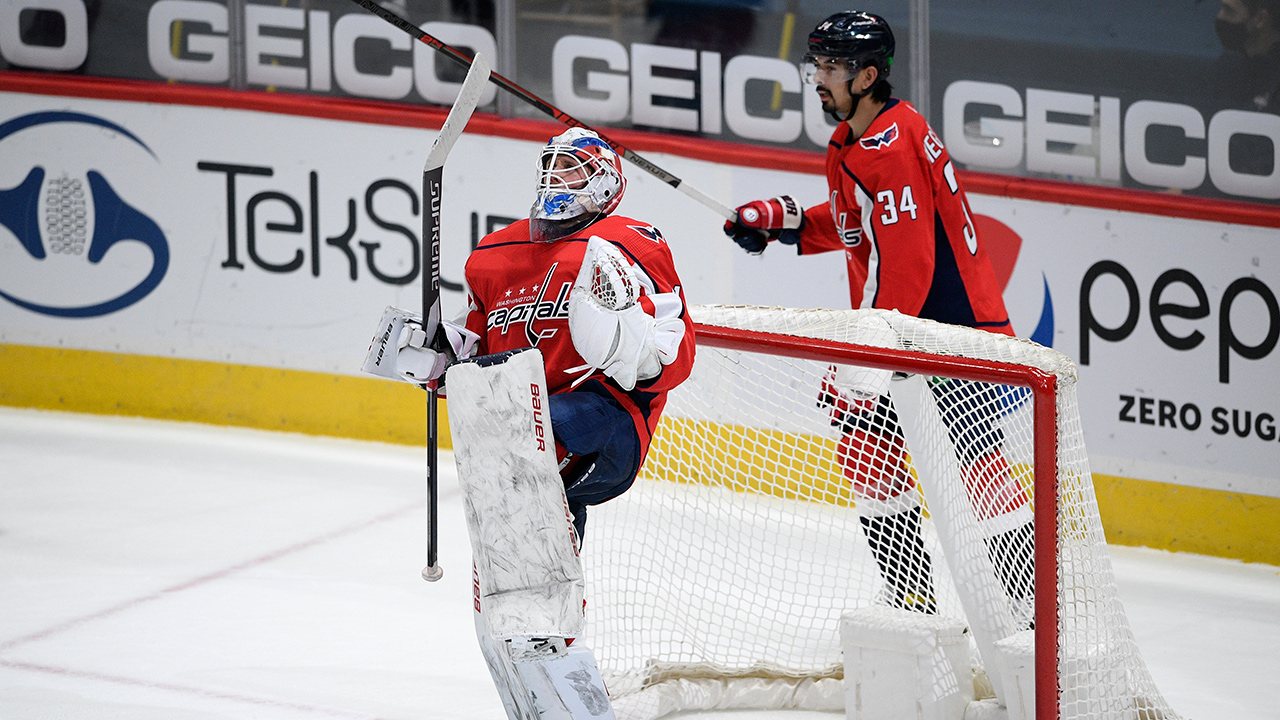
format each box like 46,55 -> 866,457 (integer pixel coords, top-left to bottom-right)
3,343 -> 1276,565
644,416 -> 857,507
0,343 -> 446,448
1093,473 -> 1280,566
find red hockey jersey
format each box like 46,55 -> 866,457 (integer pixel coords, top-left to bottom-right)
798,99 -> 1013,336
462,215 -> 696,460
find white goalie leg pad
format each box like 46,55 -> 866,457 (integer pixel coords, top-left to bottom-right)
474,564 -> 537,720
445,347 -> 585,639
474,599 -> 616,720
511,637 -> 615,720
568,236 -> 661,391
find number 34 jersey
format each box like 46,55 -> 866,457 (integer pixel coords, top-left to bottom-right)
798,99 -> 1014,336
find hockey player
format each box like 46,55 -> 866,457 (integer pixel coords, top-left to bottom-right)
723,11 -> 1034,623
461,126 -> 696,544
364,127 -> 695,719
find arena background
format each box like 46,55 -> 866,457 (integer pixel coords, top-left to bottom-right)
2,0 -> 1278,565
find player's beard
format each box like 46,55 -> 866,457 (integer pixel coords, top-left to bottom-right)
817,86 -> 851,118
817,87 -> 836,114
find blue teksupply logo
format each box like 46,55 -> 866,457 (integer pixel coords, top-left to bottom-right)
0,112 -> 169,317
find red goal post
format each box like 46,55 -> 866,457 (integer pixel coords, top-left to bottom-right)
582,304 -> 1178,720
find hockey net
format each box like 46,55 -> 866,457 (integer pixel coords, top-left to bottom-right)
581,304 -> 1178,720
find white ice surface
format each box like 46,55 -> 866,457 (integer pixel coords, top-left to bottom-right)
1,407 -> 1276,720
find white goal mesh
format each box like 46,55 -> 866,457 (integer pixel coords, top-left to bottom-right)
581,304 -> 1178,720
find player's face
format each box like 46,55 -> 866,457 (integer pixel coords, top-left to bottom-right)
804,56 -> 859,116
545,153 -> 590,191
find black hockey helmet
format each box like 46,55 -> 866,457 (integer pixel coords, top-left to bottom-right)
806,11 -> 895,78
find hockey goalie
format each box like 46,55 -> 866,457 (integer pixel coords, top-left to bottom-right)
362,128 -> 696,719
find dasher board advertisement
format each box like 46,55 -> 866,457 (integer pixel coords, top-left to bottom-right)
0,84 -> 1276,501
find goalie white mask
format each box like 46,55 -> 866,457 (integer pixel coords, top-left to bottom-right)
530,128 -> 626,243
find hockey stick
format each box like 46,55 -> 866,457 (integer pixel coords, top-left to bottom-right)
421,51 -> 492,583
343,0 -> 739,223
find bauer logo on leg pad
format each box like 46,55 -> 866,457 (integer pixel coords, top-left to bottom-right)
531,382 -> 547,453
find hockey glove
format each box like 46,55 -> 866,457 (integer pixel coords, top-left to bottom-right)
361,306 -> 478,386
567,236 -> 671,391
723,195 -> 804,255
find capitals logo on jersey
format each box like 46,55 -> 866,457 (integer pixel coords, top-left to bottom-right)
859,123 -> 899,150
485,263 -> 574,346
830,190 -> 863,247
627,223 -> 665,243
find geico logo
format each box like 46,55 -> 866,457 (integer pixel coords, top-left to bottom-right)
195,161 -> 423,286
0,0 -> 88,70
144,7 -> 839,146
1080,260 -> 1279,384
550,36 -> 837,147
943,80 -> 1280,202
145,1 -> 497,105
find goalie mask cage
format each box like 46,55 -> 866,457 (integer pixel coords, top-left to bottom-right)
581,305 -> 1178,720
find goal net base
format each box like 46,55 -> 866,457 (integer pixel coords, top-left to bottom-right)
612,666 -> 843,720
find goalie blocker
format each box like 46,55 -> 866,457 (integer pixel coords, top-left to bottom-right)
360,305 -> 478,386
446,348 -> 615,720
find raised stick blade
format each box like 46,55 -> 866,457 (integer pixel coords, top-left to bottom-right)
422,51 -> 491,340
424,52 -> 491,173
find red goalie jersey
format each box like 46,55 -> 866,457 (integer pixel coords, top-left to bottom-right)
462,215 -> 697,462
798,99 -> 1013,336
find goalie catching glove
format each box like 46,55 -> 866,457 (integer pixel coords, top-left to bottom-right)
567,236 -> 686,392
724,195 -> 804,254
361,306 -> 479,386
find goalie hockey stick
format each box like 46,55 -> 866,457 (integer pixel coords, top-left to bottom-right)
421,51 -> 492,583
343,0 -> 740,224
